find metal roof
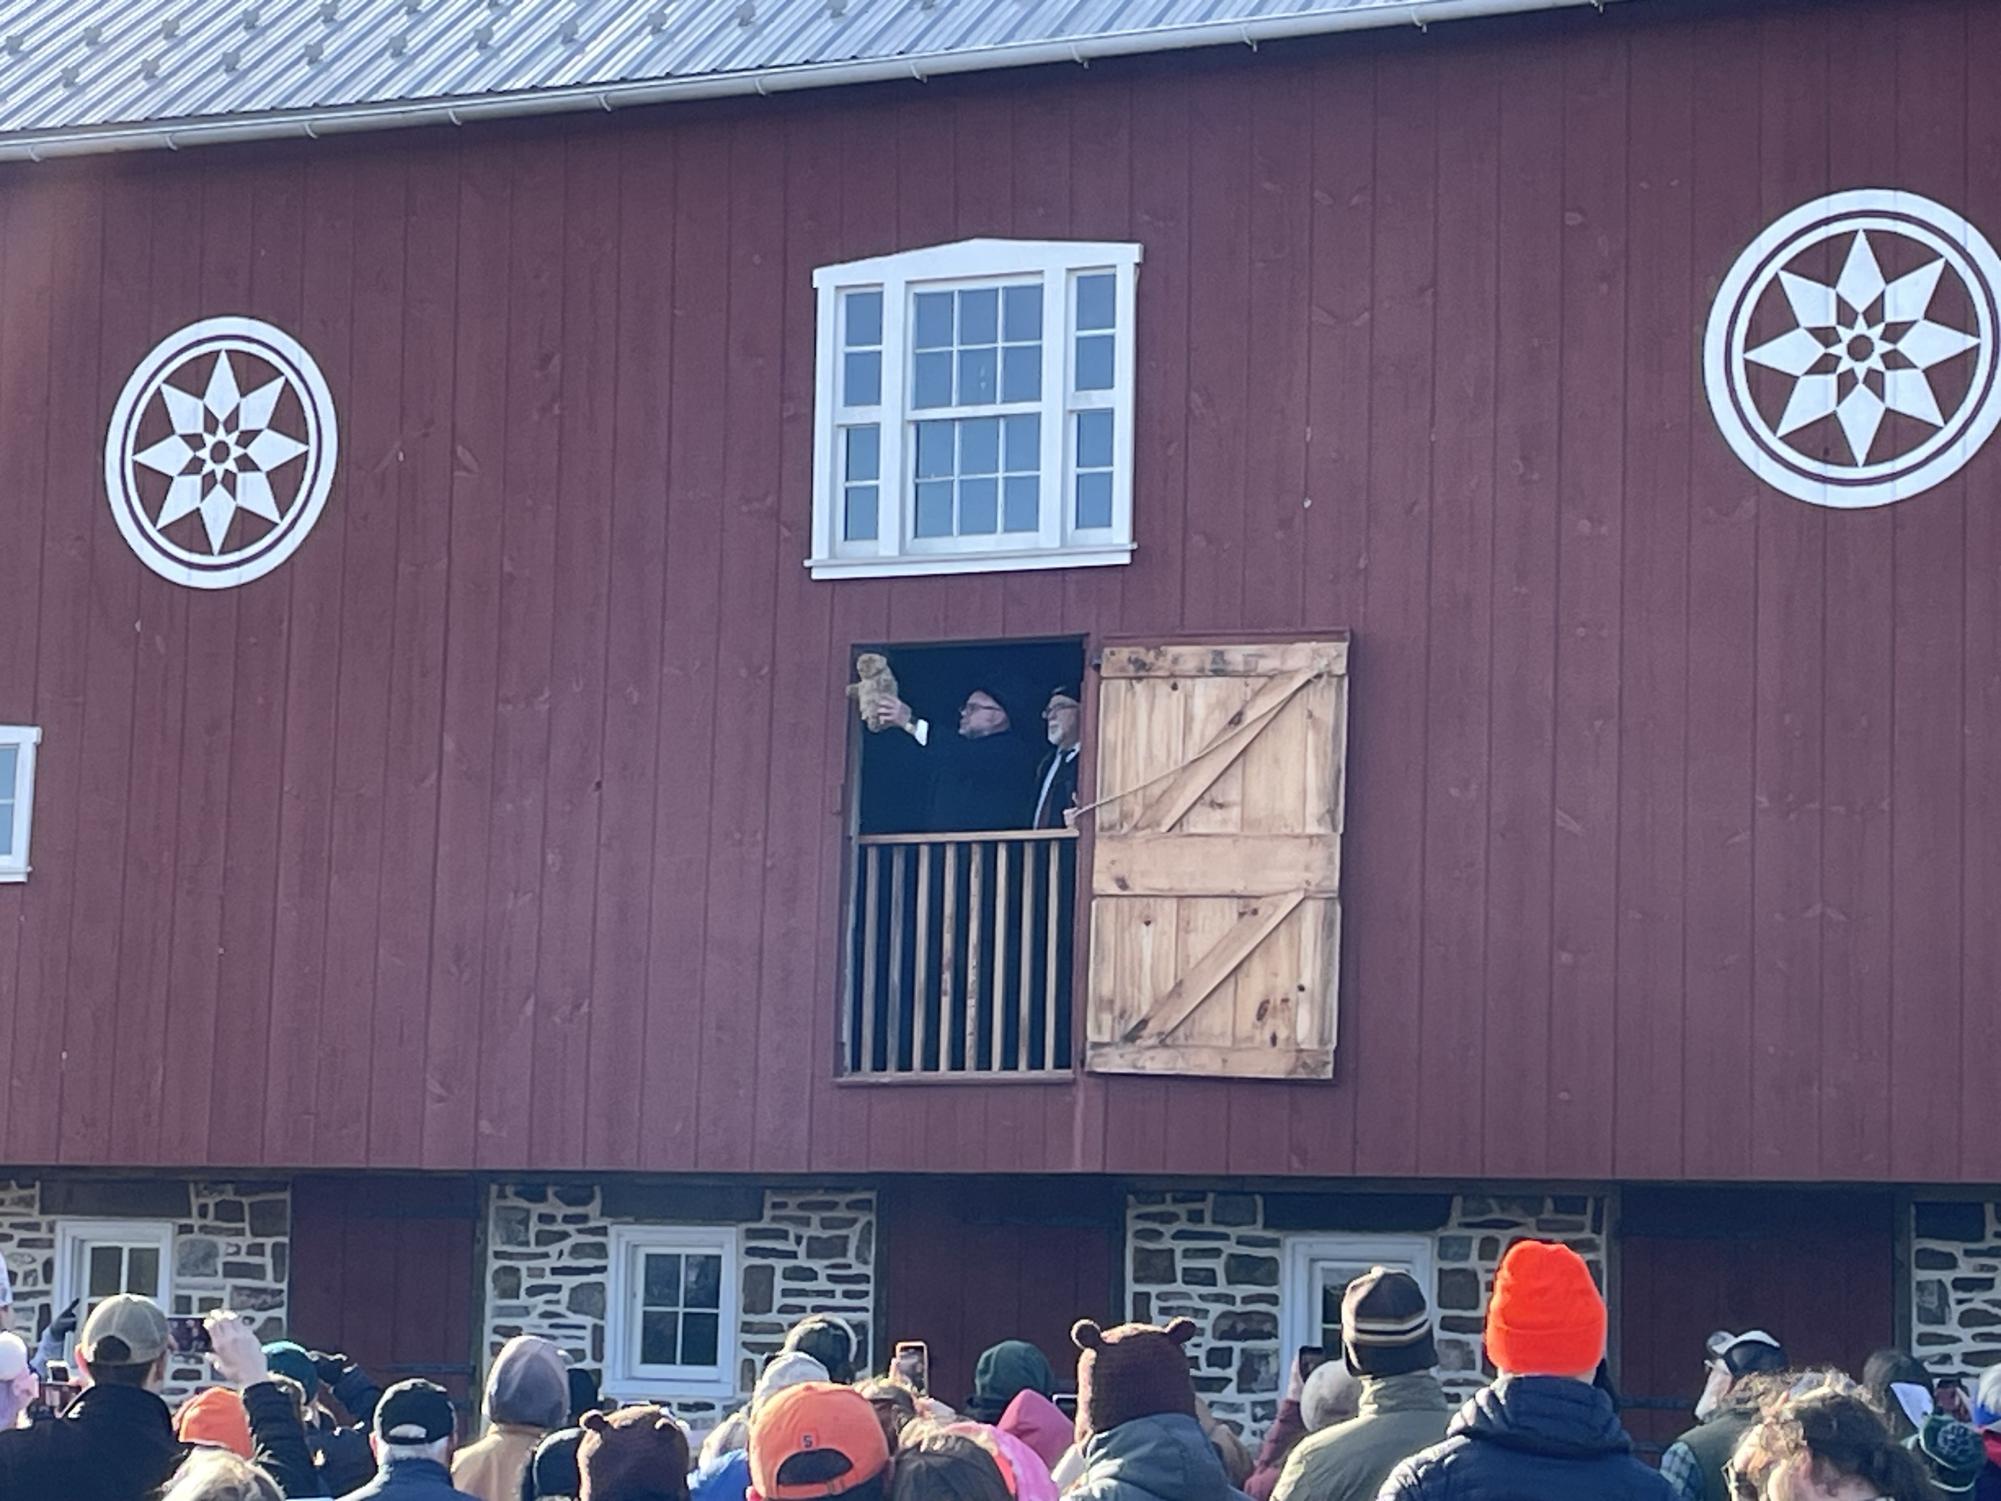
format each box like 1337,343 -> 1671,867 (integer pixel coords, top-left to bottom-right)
0,0 -> 1623,160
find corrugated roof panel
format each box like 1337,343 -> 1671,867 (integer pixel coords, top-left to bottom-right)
0,0 -> 1611,152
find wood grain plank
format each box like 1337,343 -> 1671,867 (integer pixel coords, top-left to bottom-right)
1747,10 -> 1828,1180
640,118 -> 730,1167
583,121 -> 673,1171
694,118 -> 786,1172
1414,46 -> 1499,1176
531,129 -> 620,1171
1678,17 -> 1763,1181
367,137 -> 458,1168
264,149 -> 355,1167
1290,47 -> 1376,1179
1887,2 -> 1969,1179
1611,27 -> 1694,1181
1347,47 -> 1437,1178
1545,30 -> 1628,1181
313,149 -> 395,1171
422,136 -> 512,1169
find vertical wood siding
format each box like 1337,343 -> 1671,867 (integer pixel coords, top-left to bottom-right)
0,0 -> 1995,1181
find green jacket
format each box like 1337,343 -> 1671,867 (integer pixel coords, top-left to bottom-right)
1664,1408 -> 1757,1501
1270,1372 -> 1453,1501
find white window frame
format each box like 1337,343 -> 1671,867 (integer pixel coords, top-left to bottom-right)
603,1225 -> 739,1401
1279,1234 -> 1437,1361
809,237 -> 1142,580
0,726 -> 41,883
53,1219 -> 175,1355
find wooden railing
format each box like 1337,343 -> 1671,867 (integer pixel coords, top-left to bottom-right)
843,830 -> 1078,1078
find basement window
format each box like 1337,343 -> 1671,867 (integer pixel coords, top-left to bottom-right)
810,239 -> 1141,580
603,1226 -> 738,1400
0,726 -> 39,882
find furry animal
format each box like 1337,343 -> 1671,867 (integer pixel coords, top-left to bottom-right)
848,652 -> 900,731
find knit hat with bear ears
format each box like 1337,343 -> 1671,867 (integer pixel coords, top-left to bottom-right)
1071,1318 -> 1198,1442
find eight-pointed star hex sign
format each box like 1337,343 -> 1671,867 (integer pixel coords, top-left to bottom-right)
105,317 -> 338,588
1705,190 -> 2001,508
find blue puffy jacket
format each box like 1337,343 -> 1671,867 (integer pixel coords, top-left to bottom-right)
1377,1377 -> 1675,1501
1070,1412 -> 1251,1501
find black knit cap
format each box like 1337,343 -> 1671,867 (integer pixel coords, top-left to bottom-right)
1341,1267 -> 1437,1378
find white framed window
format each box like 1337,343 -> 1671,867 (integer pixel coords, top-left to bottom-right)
53,1219 -> 174,1354
1280,1235 -> 1436,1360
603,1226 -> 738,1399
809,238 -> 1142,580
0,726 -> 40,882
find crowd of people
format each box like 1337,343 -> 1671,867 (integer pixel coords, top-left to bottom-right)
0,1238 -> 1995,1501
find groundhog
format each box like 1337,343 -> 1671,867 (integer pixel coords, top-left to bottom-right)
847,652 -> 900,731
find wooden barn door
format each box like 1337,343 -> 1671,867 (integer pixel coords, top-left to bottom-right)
1616,1188 -> 1895,1456
1086,638 -> 1349,1078
288,1175 -> 483,1408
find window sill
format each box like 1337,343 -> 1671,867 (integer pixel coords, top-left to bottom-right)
600,1376 -> 736,1404
808,543 -> 1133,581
0,869 -> 26,883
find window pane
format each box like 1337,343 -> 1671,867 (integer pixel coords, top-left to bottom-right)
0,746 -> 15,790
88,1245 -> 122,1297
682,1311 -> 721,1367
1076,471 -> 1113,530
957,347 -> 997,405
1004,284 -> 1043,341
845,425 -> 880,483
958,287 -> 999,345
845,289 -> 882,348
913,352 -> 952,410
913,291 -> 953,351
643,1253 -> 682,1307
915,422 -> 954,480
1075,334 -> 1114,392
1003,475 -> 1040,533
684,1254 -> 722,1311
1077,409 -> 1114,469
1002,346 -> 1041,403
843,485 -> 878,542
1004,415 -> 1040,472
640,1310 -> 679,1366
960,417 -> 1000,476
960,477 -> 999,535
128,1246 -> 160,1294
843,351 -> 881,408
915,482 -> 954,538
1076,272 -> 1116,331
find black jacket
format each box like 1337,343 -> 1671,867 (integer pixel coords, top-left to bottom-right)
925,727 -> 1042,832
310,1359 -> 387,1497
340,1454 -> 481,1501
0,1382 -> 182,1501
1380,1377 -> 1677,1501
1032,745 -> 1081,829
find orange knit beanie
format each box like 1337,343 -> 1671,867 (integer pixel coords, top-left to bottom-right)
1484,1240 -> 1605,1377
175,1386 -> 254,1458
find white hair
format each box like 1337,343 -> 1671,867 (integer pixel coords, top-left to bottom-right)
1978,1367 -> 2001,1431
161,1450 -> 284,1501
1301,1363 -> 1362,1432
381,1437 -> 454,1466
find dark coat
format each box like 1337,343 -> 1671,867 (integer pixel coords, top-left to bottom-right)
926,726 -> 1043,832
0,1382 -> 182,1501
312,1358 -> 388,1497
1069,1412 -> 1252,1501
340,1454 -> 482,1501
1032,745 -> 1081,829
1379,1378 -> 1675,1501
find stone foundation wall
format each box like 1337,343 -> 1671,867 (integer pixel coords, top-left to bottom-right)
1912,1201 -> 2001,1373
1125,1191 -> 1609,1430
485,1185 -> 875,1430
0,1179 -> 290,1402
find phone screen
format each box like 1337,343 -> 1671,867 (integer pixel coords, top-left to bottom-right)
1296,1346 -> 1331,1380
892,1341 -> 929,1395
169,1317 -> 212,1356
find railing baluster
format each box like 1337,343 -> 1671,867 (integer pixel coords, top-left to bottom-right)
886,845 -> 906,1072
965,840 -> 985,1072
1018,837 -> 1036,1072
859,845 -> 880,1074
1045,838 -> 1062,1072
913,842 -> 932,1073
991,839 -> 1009,1072
939,841 -> 959,1072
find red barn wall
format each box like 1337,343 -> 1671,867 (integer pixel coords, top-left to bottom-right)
0,0 -> 1996,1183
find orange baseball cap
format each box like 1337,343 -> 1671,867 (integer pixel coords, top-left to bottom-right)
749,1382 -> 891,1501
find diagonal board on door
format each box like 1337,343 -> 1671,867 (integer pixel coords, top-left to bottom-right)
1086,639 -> 1349,1079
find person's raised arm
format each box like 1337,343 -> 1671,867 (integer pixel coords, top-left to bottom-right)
209,1313 -> 330,1500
